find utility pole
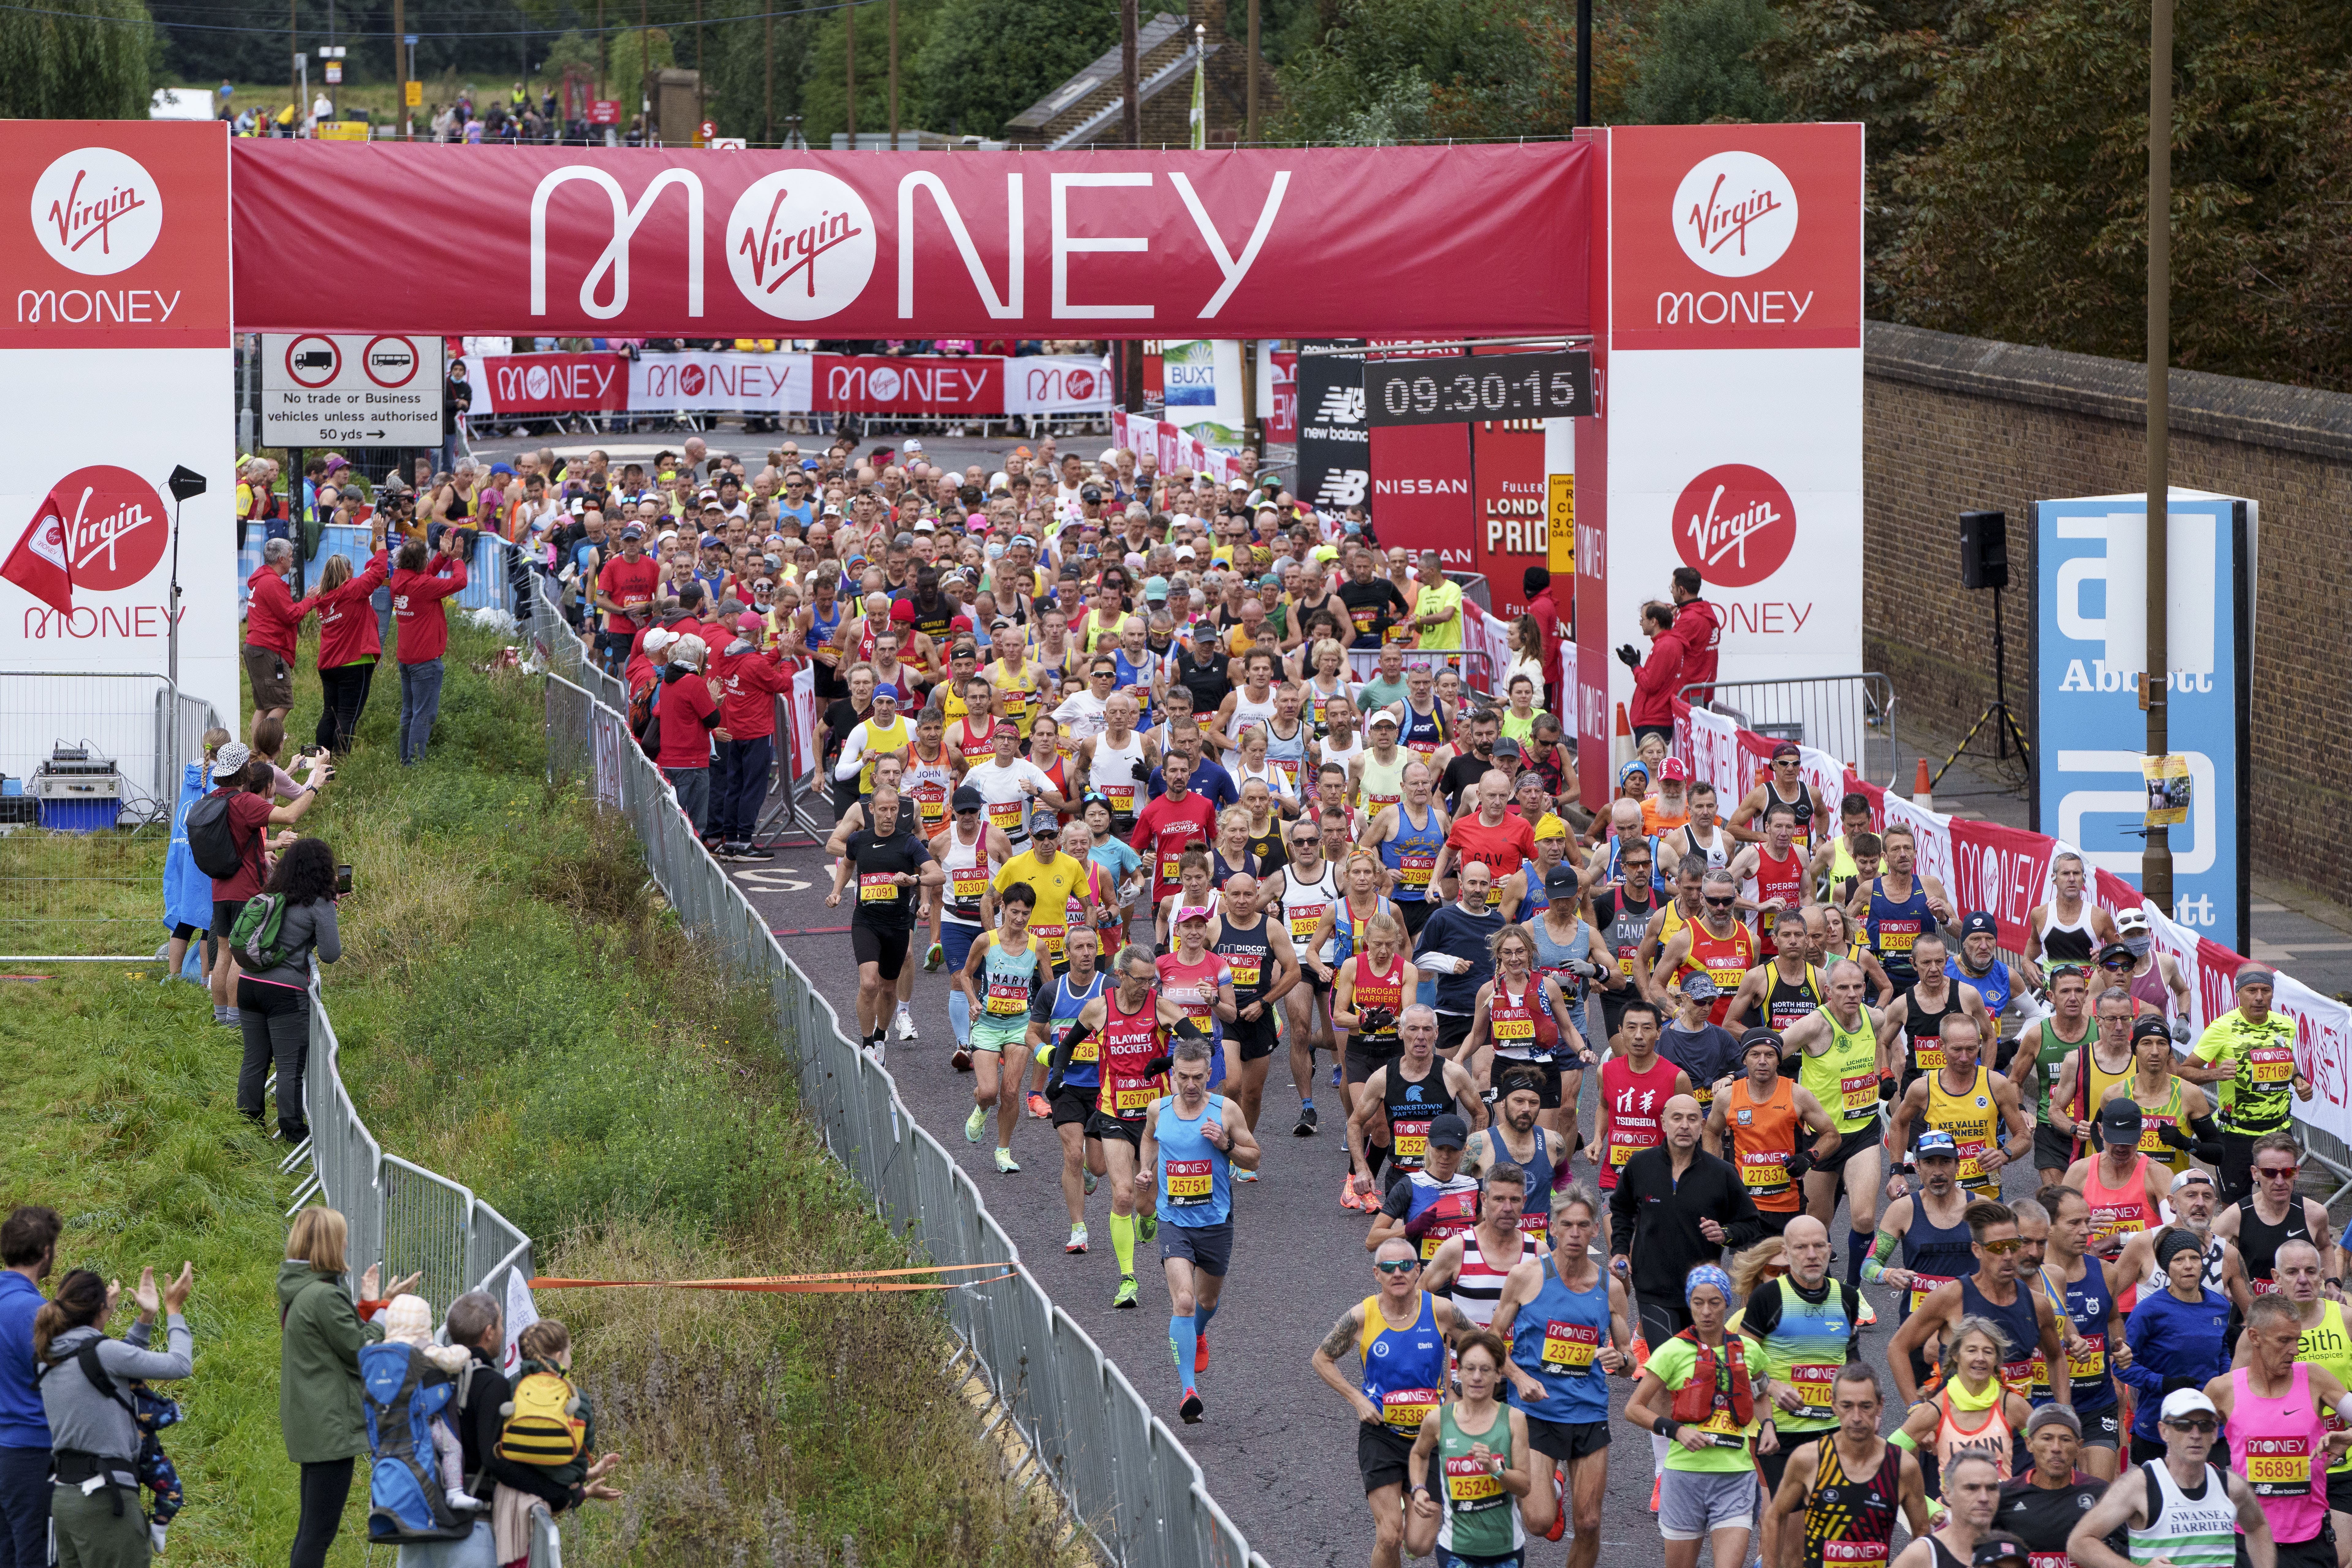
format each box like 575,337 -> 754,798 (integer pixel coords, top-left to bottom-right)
695,0 -> 704,135
888,0 -> 898,145
598,0 -> 606,99
845,2 -> 856,141
289,0 -> 298,127
394,0 -> 407,137
1575,0 -> 1591,127
1120,0 -> 1140,149
1246,0 -> 1258,142
764,9 -> 774,144
640,0 -> 649,130
2142,0 -> 2173,916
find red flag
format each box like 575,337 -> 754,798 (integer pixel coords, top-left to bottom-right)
1,489 -> 75,616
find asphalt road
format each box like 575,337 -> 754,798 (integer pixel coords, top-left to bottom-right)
725,848 -> 2067,1568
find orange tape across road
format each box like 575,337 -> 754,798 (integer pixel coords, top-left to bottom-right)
528,1262 -> 1017,1294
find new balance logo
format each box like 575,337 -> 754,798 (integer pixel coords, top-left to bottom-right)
1315,469 -> 1368,507
1316,386 -> 1365,424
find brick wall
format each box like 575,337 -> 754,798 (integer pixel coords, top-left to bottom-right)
1864,322 -> 2352,893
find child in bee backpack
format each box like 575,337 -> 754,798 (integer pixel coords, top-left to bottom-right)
380,1294 -> 484,1513
498,1321 -> 594,1488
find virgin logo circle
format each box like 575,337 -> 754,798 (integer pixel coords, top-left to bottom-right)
867,365 -> 903,402
30,147 -> 164,278
1672,464 -> 1796,588
1064,368 -> 1096,400
1671,151 -> 1799,279
49,466 -> 170,590
679,363 -> 707,399
726,170 -> 876,321
525,365 -> 553,402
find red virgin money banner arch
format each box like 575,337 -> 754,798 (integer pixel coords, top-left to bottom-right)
226,142 -> 1591,340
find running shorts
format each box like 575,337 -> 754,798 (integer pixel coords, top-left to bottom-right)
969,1014 -> 1028,1055
1398,898 -> 1432,941
1753,1431 -> 1826,1500
1636,1294 -> 1694,1352
1524,1415 -> 1609,1463
1750,1207 -> 1794,1238
1658,1467 -> 1756,1542
1357,1419 -> 1418,1495
2033,1124 -> 2076,1173
1228,1010 -> 1280,1063
1345,1041 -> 1402,1086
2276,1526 -> 2338,1568
1087,1110 -> 1144,1147
852,924 -> 912,980
1492,1057 -> 1563,1110
1814,1122 -> 1881,1177
940,919 -> 983,974
2329,1470 -> 2352,1518
1436,1549 -> 1524,1568
1160,1218 -> 1233,1277
2078,1405 -> 2122,1450
1050,1084 -> 1099,1129
1598,988 -> 1635,1041
1436,1012 -> 1475,1057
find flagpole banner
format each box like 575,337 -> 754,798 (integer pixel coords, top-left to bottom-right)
0,121 -> 237,791
227,142 -> 1593,340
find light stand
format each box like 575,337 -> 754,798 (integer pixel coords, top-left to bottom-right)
1932,508 -> 2032,787
166,466 -> 207,767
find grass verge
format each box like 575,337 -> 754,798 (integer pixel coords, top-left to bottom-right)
0,621 -> 1074,1566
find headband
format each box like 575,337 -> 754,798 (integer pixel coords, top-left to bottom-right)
1685,1264 -> 1734,1305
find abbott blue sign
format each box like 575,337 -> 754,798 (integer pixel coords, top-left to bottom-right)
2030,490 -> 2255,949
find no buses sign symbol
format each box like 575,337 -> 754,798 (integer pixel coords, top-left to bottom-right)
261,331 -> 444,445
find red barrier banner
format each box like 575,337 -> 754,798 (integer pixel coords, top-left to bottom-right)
1948,817 -> 2056,954
468,350 -> 630,413
226,142 -> 1591,338
812,354 -> 1001,414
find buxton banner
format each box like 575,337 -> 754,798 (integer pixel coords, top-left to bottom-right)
225,142 -> 1592,339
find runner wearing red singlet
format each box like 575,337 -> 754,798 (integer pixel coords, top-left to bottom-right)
1132,751 -> 1219,908
1596,999 -> 1692,1191
1655,868 -> 1758,1027
2062,1098 -> 2169,1310
1432,770 -> 1537,910
1729,801 -> 1811,958
1042,941 -> 1193,1309
943,674 -> 1003,768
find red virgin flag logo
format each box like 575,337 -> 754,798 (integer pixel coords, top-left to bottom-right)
1672,463 -> 1796,588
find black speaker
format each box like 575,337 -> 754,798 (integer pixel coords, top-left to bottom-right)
1959,509 -> 2009,590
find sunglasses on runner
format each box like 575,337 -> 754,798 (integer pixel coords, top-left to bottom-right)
2259,1164 -> 2300,1180
1978,1237 -> 2026,1255
1373,1259 -> 1419,1275
1704,896 -> 1736,909
2165,1416 -> 2219,1434
1291,834 -> 1321,846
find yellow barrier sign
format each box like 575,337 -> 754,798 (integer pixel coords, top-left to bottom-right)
1548,472 -> 1575,574
316,120 -> 371,142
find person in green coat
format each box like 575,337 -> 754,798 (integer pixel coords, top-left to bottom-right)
278,1207 -> 418,1568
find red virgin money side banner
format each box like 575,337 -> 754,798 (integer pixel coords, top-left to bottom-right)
226,142 -> 1591,339
812,355 -> 1001,415
466,352 -> 631,413
1948,817 -> 2056,953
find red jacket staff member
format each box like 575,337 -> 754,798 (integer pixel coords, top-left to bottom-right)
304,542 -> 391,754
1616,601 -> 1690,747
654,633 -> 725,843
710,612 -> 798,860
1669,567 -> 1722,702
390,538 -> 467,767
202,739 -> 322,1023
244,537 -> 314,725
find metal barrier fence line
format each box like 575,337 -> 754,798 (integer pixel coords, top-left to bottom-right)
1681,673 -> 1900,786
534,640 -> 1272,1568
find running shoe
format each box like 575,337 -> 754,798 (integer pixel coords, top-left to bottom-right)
1178,1391 -> 1204,1424
1138,1211 -> 1157,1244
1630,1335 -> 1651,1372
994,1147 -> 1020,1173
1236,1167 -> 1257,1182
1340,1172 -> 1363,1211
1112,1276 -> 1139,1309
895,1003 -> 918,1041
951,1046 -> 974,1073
1545,1465 -> 1568,1541
1856,1294 -> 1878,1328
965,1105 -> 987,1143
924,941 -> 945,972
1194,1336 -> 1210,1373
1066,1224 -> 1088,1254
1329,1062 -> 1341,1088
1027,1092 -> 1052,1119
1294,1103 -> 1319,1136
1083,1169 -> 1098,1196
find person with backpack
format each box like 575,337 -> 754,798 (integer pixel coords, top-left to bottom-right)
280,1207 -> 418,1568
35,1260 -> 195,1568
494,1322 -> 596,1560
161,729 -> 231,990
190,742 -> 322,1029
233,839 -> 342,1143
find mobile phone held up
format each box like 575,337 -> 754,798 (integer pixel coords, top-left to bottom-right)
335,864 -> 354,897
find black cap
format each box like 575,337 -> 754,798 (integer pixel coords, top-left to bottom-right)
951,785 -> 984,812
2097,1096 -> 2144,1139
1081,484 -> 1103,503
1970,1537 -> 2028,1568
1427,1114 -> 1470,1150
1492,736 -> 1523,760
2096,941 -> 2138,967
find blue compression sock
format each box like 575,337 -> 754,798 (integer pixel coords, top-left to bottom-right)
948,988 -> 970,1045
1173,1315 -> 1198,1393
1195,1301 -> 1219,1340
1848,1230 -> 1871,1288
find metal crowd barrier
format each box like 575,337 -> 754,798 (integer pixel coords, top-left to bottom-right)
528,610 -> 1269,1568
1683,673 -> 1900,786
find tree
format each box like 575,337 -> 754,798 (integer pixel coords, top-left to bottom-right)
915,0 -> 1121,139
795,0 -> 947,145
606,26 -> 675,123
1883,0 -> 2352,388
1623,0 -> 1781,124
0,0 -> 155,119
1273,0 -> 1533,143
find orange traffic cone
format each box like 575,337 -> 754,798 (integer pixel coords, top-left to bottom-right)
1912,757 -> 1934,812
1613,702 -> 1634,772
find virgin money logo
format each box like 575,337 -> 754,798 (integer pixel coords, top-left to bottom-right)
50,466 -> 169,589
727,170 -> 876,321
525,365 -> 552,402
679,363 -> 706,399
29,148 -> 163,278
867,366 -> 903,401
1671,151 -> 1798,279
1672,464 -> 1795,588
1064,368 -> 1096,400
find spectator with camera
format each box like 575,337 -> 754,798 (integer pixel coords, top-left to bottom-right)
37,1259 -> 195,1568
192,742 -> 322,1029
233,838 -> 343,1144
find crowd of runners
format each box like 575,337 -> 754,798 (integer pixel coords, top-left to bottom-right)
600,437 -> 2341,1568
